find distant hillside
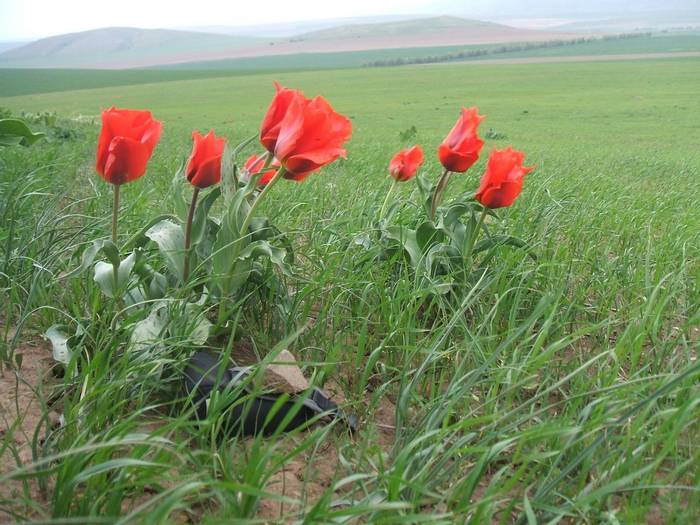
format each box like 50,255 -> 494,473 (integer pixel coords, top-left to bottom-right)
180,15 -> 423,38
295,16 -> 499,40
0,17 -> 578,69
0,27 -> 262,68
0,41 -> 25,54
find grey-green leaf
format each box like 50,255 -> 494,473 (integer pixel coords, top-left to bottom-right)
146,220 -> 186,281
0,118 -> 45,147
45,325 -> 72,365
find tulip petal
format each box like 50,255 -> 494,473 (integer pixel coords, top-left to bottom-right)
260,84 -> 303,153
189,155 -> 222,188
273,95 -> 307,162
102,136 -> 150,185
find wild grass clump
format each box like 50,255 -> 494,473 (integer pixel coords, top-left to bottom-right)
1,60 -> 699,523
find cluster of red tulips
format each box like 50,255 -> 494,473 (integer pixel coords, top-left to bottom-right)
387,106 -> 533,217
95,83 -> 352,254
94,82 -> 532,284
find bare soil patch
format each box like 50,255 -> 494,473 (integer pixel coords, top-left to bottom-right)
256,382 -> 397,523
0,330 -> 56,523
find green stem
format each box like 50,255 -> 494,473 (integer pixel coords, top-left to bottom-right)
216,165 -> 285,327
430,168 -> 452,221
112,184 -> 120,245
111,184 -> 121,293
183,186 -> 200,283
379,179 -> 398,221
238,165 -> 285,239
465,206 -> 488,258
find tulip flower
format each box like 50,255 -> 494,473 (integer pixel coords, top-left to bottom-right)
475,147 -> 533,209
430,107 -> 485,220
95,107 -> 162,243
272,92 -> 352,182
437,107 -> 485,173
242,154 -> 280,187
183,130 -> 226,282
240,83 -> 352,250
380,145 -> 424,219
389,145 -> 424,182
186,131 -> 226,189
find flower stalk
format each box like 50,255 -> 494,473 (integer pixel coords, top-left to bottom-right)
465,205 -> 488,258
111,184 -> 120,245
239,165 -> 285,238
379,179 -> 398,221
183,186 -> 200,283
430,168 -> 452,220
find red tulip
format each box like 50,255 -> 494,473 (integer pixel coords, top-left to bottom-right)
96,107 -> 162,185
185,130 -> 226,189
438,107 -> 485,173
273,94 -> 352,181
260,82 -> 302,154
242,154 -> 280,186
389,145 -> 424,182
475,147 -> 533,209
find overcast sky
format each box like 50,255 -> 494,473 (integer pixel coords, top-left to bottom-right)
1,0 -> 432,40
0,0 -> 695,40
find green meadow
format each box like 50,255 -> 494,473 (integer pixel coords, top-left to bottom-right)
3,31 -> 700,99
1,58 -> 699,523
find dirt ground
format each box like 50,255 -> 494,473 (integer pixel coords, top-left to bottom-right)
0,329 -> 55,523
256,387 -> 396,523
0,331 -> 396,523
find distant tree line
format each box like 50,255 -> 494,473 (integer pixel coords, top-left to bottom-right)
364,32 -> 653,68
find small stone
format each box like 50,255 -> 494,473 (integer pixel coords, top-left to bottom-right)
260,350 -> 309,394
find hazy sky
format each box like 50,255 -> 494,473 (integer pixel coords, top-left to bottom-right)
0,0 -> 695,40
0,0 -> 434,40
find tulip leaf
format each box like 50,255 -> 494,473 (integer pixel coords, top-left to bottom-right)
414,172 -> 435,214
211,184 -> 253,294
442,202 -> 475,228
93,251 -> 136,298
239,240 -> 290,276
171,161 -> 189,222
184,303 -> 212,345
149,271 -> 168,299
62,239 -> 120,279
191,186 -> 221,247
45,325 -> 72,365
384,226 -> 421,269
0,118 -> 45,147
146,219 -> 186,281
473,235 -> 537,261
122,214 -> 181,251
416,220 -> 444,252
220,143 -> 237,204
130,304 -> 167,353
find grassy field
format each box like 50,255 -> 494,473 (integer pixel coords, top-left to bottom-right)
3,32 -> 700,99
465,32 -> 700,60
1,58 -> 700,523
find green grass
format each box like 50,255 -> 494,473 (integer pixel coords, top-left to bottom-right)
0,68 -> 266,98
1,58 -> 699,523
3,32 -> 700,99
467,32 -> 700,60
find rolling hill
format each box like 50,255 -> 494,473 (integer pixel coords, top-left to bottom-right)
0,16 -> 579,69
0,27 -> 264,69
